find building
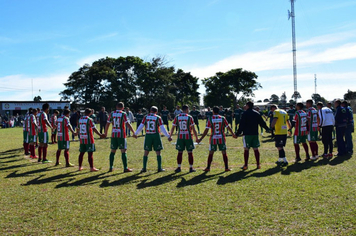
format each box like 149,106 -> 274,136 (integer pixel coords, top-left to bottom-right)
0,101 -> 70,116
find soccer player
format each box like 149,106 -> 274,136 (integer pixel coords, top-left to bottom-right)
293,103 -> 310,162
342,101 -> 354,154
198,106 -> 237,171
135,106 -> 172,172
237,102 -> 270,170
135,109 -> 144,136
287,104 -> 296,134
161,106 -> 170,132
234,104 -> 244,133
190,106 -> 200,134
28,108 -> 39,159
305,100 -> 319,160
271,104 -> 291,166
334,100 -> 348,156
317,102 -> 335,159
55,109 -> 76,167
170,105 -> 199,172
37,103 -> 53,163
23,108 -> 31,156
78,108 -> 105,171
105,102 -> 136,172
50,110 -> 59,144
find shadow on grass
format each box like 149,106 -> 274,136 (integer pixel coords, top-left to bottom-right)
6,166 -> 53,178
176,171 -> 224,188
281,160 -> 326,175
101,173 -> 143,188
1,158 -> 22,164
261,139 -> 275,143
136,172 -> 189,189
55,172 -> 110,188
328,153 -> 352,166
217,169 -> 256,185
0,163 -> 31,171
0,148 -> 23,158
22,171 -> 87,186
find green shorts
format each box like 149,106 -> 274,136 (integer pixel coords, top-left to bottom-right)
209,143 -> 226,151
144,133 -> 163,151
308,131 -> 318,142
23,131 -> 29,143
293,135 -> 307,144
111,137 -> 127,150
243,135 -> 260,148
176,139 -> 195,152
38,132 -> 49,144
79,143 -> 96,153
29,134 -> 36,143
58,140 -> 70,150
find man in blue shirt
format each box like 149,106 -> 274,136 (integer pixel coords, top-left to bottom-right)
342,101 -> 354,154
334,100 -> 348,156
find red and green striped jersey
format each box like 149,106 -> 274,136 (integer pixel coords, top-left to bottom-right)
79,116 -> 96,144
307,107 -> 318,132
293,110 -> 307,136
23,113 -> 29,131
50,114 -> 57,127
207,115 -> 229,144
57,115 -> 71,141
172,113 -> 195,140
37,111 -> 48,133
141,113 -> 163,134
28,114 -> 37,136
108,110 -> 128,138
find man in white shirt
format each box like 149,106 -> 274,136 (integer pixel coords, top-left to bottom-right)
317,102 -> 335,159
125,107 -> 135,137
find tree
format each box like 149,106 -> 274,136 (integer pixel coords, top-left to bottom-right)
311,93 -> 328,104
270,94 -> 279,103
33,96 -> 42,102
344,90 -> 356,100
171,69 -> 200,106
280,92 -> 287,106
257,100 -> 262,103
203,68 -> 261,107
263,98 -> 269,102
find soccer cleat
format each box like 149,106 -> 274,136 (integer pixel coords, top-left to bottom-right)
189,168 -> 196,173
157,168 -> 166,172
42,160 -> 52,164
55,162 -> 61,166
140,168 -> 147,173
304,156 -> 310,161
90,167 -> 99,172
30,155 -> 38,159
225,168 -> 231,172
66,163 -> 75,167
175,167 -> 181,173
25,152 -> 30,156
310,156 -> 319,161
281,161 -> 288,167
38,158 -> 42,162
241,165 -> 248,170
124,168 -> 133,173
108,168 -> 113,172
295,157 -> 302,163
78,166 -> 84,171
257,165 -> 261,169
204,168 -> 210,172
328,153 -> 333,159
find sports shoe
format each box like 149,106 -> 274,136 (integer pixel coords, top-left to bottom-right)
204,168 -> 210,172
281,161 -> 288,167
55,162 -> 61,166
140,168 -> 147,173
108,168 -> 113,172
38,158 -> 42,162
78,166 -> 84,171
225,168 -> 231,172
295,157 -> 302,163
124,168 -> 133,173
257,165 -> 261,169
305,156 -> 310,161
327,153 -> 333,159
189,168 -> 196,172
66,163 -> 75,167
310,156 -> 319,161
25,152 -> 30,156
175,167 -> 181,173
42,160 -> 52,163
90,167 -> 99,172
30,155 -> 38,159
157,168 -> 166,172
241,165 -> 248,170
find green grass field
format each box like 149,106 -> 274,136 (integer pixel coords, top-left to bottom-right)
1,122 -> 355,235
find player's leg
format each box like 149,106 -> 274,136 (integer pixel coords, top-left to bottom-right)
64,144 -> 74,167
175,151 -> 183,172
186,139 -> 195,172
301,136 -> 310,160
120,144 -> 132,172
141,150 -> 150,173
275,135 -> 288,166
205,150 -> 215,171
253,148 -> 261,169
141,135 -> 152,172
242,136 -> 249,169
155,150 -> 164,172
42,132 -> 51,163
221,149 -> 230,171
293,136 -> 301,162
78,150 -> 85,171
196,120 -> 200,134
109,138 -> 118,171
88,151 -> 98,172
153,134 -> 164,172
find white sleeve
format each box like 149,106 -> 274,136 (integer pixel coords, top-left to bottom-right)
160,125 -> 170,138
134,123 -> 144,136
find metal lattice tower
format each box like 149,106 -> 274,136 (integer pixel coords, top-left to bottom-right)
288,0 -> 298,101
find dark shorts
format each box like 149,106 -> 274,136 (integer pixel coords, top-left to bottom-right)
274,135 -> 287,148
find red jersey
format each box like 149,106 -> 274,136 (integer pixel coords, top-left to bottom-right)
37,111 -> 48,133
172,113 -> 195,140
57,115 -> 71,141
50,114 -> 57,129
108,110 -> 128,138
141,113 -> 163,134
79,116 -> 96,144
307,107 -> 318,132
23,113 -> 29,131
207,115 -> 229,144
28,114 -> 37,136
293,110 -> 307,136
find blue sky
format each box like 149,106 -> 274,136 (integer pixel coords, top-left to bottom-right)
1,0 -> 355,104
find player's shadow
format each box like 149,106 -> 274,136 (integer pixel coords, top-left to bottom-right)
55,172 -> 109,188
176,171 -> 224,188
281,159 -> 326,175
0,163 -> 31,171
0,148 -> 23,158
136,172 -> 189,189
1,158 -> 22,164
101,173 -> 144,188
22,171 -> 86,186
261,139 -> 275,143
328,153 -> 352,166
6,166 -> 53,178
216,169 -> 256,185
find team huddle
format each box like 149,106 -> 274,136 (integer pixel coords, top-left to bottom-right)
22,99 -> 353,172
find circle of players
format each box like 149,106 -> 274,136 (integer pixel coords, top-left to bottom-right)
22,99 -> 353,172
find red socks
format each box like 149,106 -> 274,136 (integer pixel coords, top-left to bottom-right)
78,153 -> 84,167
244,150 -> 249,166
254,149 -> 260,166
177,152 -> 183,165
88,152 -> 94,168
207,154 -> 213,169
188,153 -> 194,165
64,150 -> 69,164
294,144 -> 300,159
223,154 -> 228,169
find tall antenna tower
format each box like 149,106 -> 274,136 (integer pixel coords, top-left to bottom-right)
314,74 -> 317,94
288,0 -> 299,101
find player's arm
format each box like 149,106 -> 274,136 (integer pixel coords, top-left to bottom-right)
227,125 -> 236,138
45,118 -> 53,129
259,115 -> 270,132
169,118 -> 177,136
104,121 -> 111,137
198,127 -> 209,143
271,117 -> 277,129
191,124 -> 199,142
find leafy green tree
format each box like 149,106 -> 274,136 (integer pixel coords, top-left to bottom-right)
270,94 -> 279,103
33,96 -> 42,102
171,69 -> 200,106
344,90 -> 356,100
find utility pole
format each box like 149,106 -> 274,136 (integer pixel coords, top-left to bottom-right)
314,74 -> 317,95
288,0 -> 299,101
